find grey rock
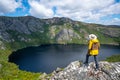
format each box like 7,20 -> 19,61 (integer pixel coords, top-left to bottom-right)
50,61 -> 120,80
8,19 -> 30,34
101,28 -> 120,37
0,16 -> 45,41
0,64 -> 2,69
45,17 -> 73,25
0,40 -> 5,49
56,29 -> 81,42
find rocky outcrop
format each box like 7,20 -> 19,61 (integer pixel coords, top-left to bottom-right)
0,16 -> 44,34
0,16 -> 44,42
101,28 -> 120,37
0,40 -> 5,49
45,17 -> 74,25
56,29 -> 81,43
50,61 -> 120,80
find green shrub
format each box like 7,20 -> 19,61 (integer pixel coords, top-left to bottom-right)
106,55 -> 120,62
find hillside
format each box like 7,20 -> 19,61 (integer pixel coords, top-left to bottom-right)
0,16 -> 120,50
0,16 -> 120,79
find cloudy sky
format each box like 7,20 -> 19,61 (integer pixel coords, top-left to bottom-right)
0,0 -> 120,25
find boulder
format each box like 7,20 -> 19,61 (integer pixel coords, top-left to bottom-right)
50,61 -> 120,80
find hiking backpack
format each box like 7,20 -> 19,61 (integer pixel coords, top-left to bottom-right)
91,42 -> 99,50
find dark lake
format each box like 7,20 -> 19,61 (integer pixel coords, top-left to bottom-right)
9,44 -> 120,73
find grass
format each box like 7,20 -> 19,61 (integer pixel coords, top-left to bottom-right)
0,52 -> 41,80
106,55 -> 120,62
0,47 -> 41,80
0,50 -> 11,62
0,61 -> 40,80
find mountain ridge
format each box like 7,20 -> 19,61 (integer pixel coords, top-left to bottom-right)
0,16 -> 120,50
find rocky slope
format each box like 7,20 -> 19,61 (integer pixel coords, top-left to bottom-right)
49,61 -> 120,80
0,16 -> 120,50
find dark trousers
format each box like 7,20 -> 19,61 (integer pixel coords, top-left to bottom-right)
85,54 -> 99,69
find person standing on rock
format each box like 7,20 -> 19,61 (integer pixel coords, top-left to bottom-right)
84,34 -> 100,70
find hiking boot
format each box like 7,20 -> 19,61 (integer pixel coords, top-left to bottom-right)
83,62 -> 89,67
95,67 -> 100,71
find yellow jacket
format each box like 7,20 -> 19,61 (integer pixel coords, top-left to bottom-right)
88,39 -> 100,56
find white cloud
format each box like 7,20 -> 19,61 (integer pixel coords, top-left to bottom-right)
0,0 -> 22,14
2,0 -> 117,25
28,0 -> 118,19
88,18 -> 120,25
103,18 -> 120,25
100,3 -> 120,15
28,0 -> 54,18
54,0 -> 116,21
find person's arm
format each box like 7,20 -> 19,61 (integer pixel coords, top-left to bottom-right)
88,40 -> 92,50
87,40 -> 92,54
